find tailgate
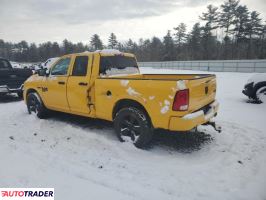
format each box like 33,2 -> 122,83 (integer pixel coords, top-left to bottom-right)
188,75 -> 216,112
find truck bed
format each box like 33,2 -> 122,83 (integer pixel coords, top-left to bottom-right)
95,73 -> 217,129
0,68 -> 32,89
99,73 -> 214,81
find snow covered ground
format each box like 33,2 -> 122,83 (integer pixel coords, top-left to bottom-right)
0,67 -> 266,200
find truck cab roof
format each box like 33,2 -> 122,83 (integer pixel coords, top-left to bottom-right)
63,49 -> 135,58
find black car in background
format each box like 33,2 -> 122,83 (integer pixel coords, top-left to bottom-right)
0,58 -> 32,98
242,74 -> 266,103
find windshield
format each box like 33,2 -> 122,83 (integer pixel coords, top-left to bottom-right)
99,55 -> 139,76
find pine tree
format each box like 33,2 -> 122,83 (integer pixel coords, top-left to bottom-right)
201,26 -> 217,59
200,5 -> 219,60
51,42 -> 61,57
116,42 -> 124,52
200,4 -> 219,34
246,11 -> 263,39
28,43 -> 39,62
174,23 -> 187,46
75,42 -> 86,53
125,39 -> 134,51
90,34 -> 103,51
188,23 -> 202,60
232,5 -> 249,42
163,30 -> 175,61
138,39 -> 151,61
173,23 -> 187,59
150,37 -> 163,61
108,33 -> 118,49
62,39 -> 74,55
219,0 -> 240,37
258,23 -> 266,58
246,11 -> 263,58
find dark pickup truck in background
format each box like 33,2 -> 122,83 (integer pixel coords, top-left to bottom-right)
0,58 -> 32,98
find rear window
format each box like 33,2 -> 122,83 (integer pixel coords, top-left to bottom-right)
72,56 -> 88,76
99,56 -> 139,76
0,59 -> 11,69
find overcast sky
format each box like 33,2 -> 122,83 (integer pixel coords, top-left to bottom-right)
0,0 -> 265,45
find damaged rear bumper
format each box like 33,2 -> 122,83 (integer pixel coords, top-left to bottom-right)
169,100 -> 219,131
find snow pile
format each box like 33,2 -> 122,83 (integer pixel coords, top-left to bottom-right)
176,80 -> 187,90
149,96 -> 155,100
120,80 -> 129,87
246,73 -> 266,85
126,87 -> 140,97
101,67 -> 139,77
95,49 -> 121,54
160,100 -> 170,114
183,110 -> 204,120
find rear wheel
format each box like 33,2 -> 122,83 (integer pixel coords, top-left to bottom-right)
114,107 -> 153,148
255,86 -> 266,103
26,92 -> 48,119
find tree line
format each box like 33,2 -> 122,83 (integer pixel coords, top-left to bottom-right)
0,0 -> 265,63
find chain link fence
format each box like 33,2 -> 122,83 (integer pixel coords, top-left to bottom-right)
138,60 -> 266,73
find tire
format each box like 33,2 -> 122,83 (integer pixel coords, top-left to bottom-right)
17,91 -> 23,99
114,107 -> 153,148
255,86 -> 266,103
26,92 -> 48,119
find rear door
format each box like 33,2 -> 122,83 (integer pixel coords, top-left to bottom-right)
41,56 -> 71,111
67,55 -> 93,114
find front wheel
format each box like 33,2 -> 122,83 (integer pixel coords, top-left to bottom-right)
26,92 -> 48,119
114,107 -> 153,148
17,91 -> 23,99
255,86 -> 266,103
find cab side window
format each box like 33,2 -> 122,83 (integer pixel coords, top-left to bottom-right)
72,56 -> 88,76
51,58 -> 70,76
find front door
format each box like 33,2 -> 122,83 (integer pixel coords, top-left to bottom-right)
42,56 -> 71,111
67,55 -> 92,114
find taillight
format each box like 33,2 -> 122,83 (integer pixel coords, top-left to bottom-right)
172,89 -> 189,111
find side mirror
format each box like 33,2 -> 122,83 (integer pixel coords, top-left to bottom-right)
38,68 -> 49,77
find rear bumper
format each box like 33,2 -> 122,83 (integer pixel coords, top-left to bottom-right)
169,100 -> 219,131
242,88 -> 253,97
0,84 -> 23,94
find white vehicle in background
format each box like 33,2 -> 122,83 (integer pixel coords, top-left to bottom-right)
10,61 -> 31,69
10,61 -> 25,69
41,57 -> 59,69
30,57 -> 59,73
242,74 -> 266,103
10,61 -> 21,68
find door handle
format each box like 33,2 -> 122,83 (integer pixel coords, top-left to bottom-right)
58,81 -> 65,85
79,82 -> 88,86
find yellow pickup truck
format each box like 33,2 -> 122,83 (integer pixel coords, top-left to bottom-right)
24,50 -> 219,148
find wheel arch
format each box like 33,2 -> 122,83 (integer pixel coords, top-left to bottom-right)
254,81 -> 266,92
112,99 -> 152,126
26,88 -> 38,96
25,88 -> 45,105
